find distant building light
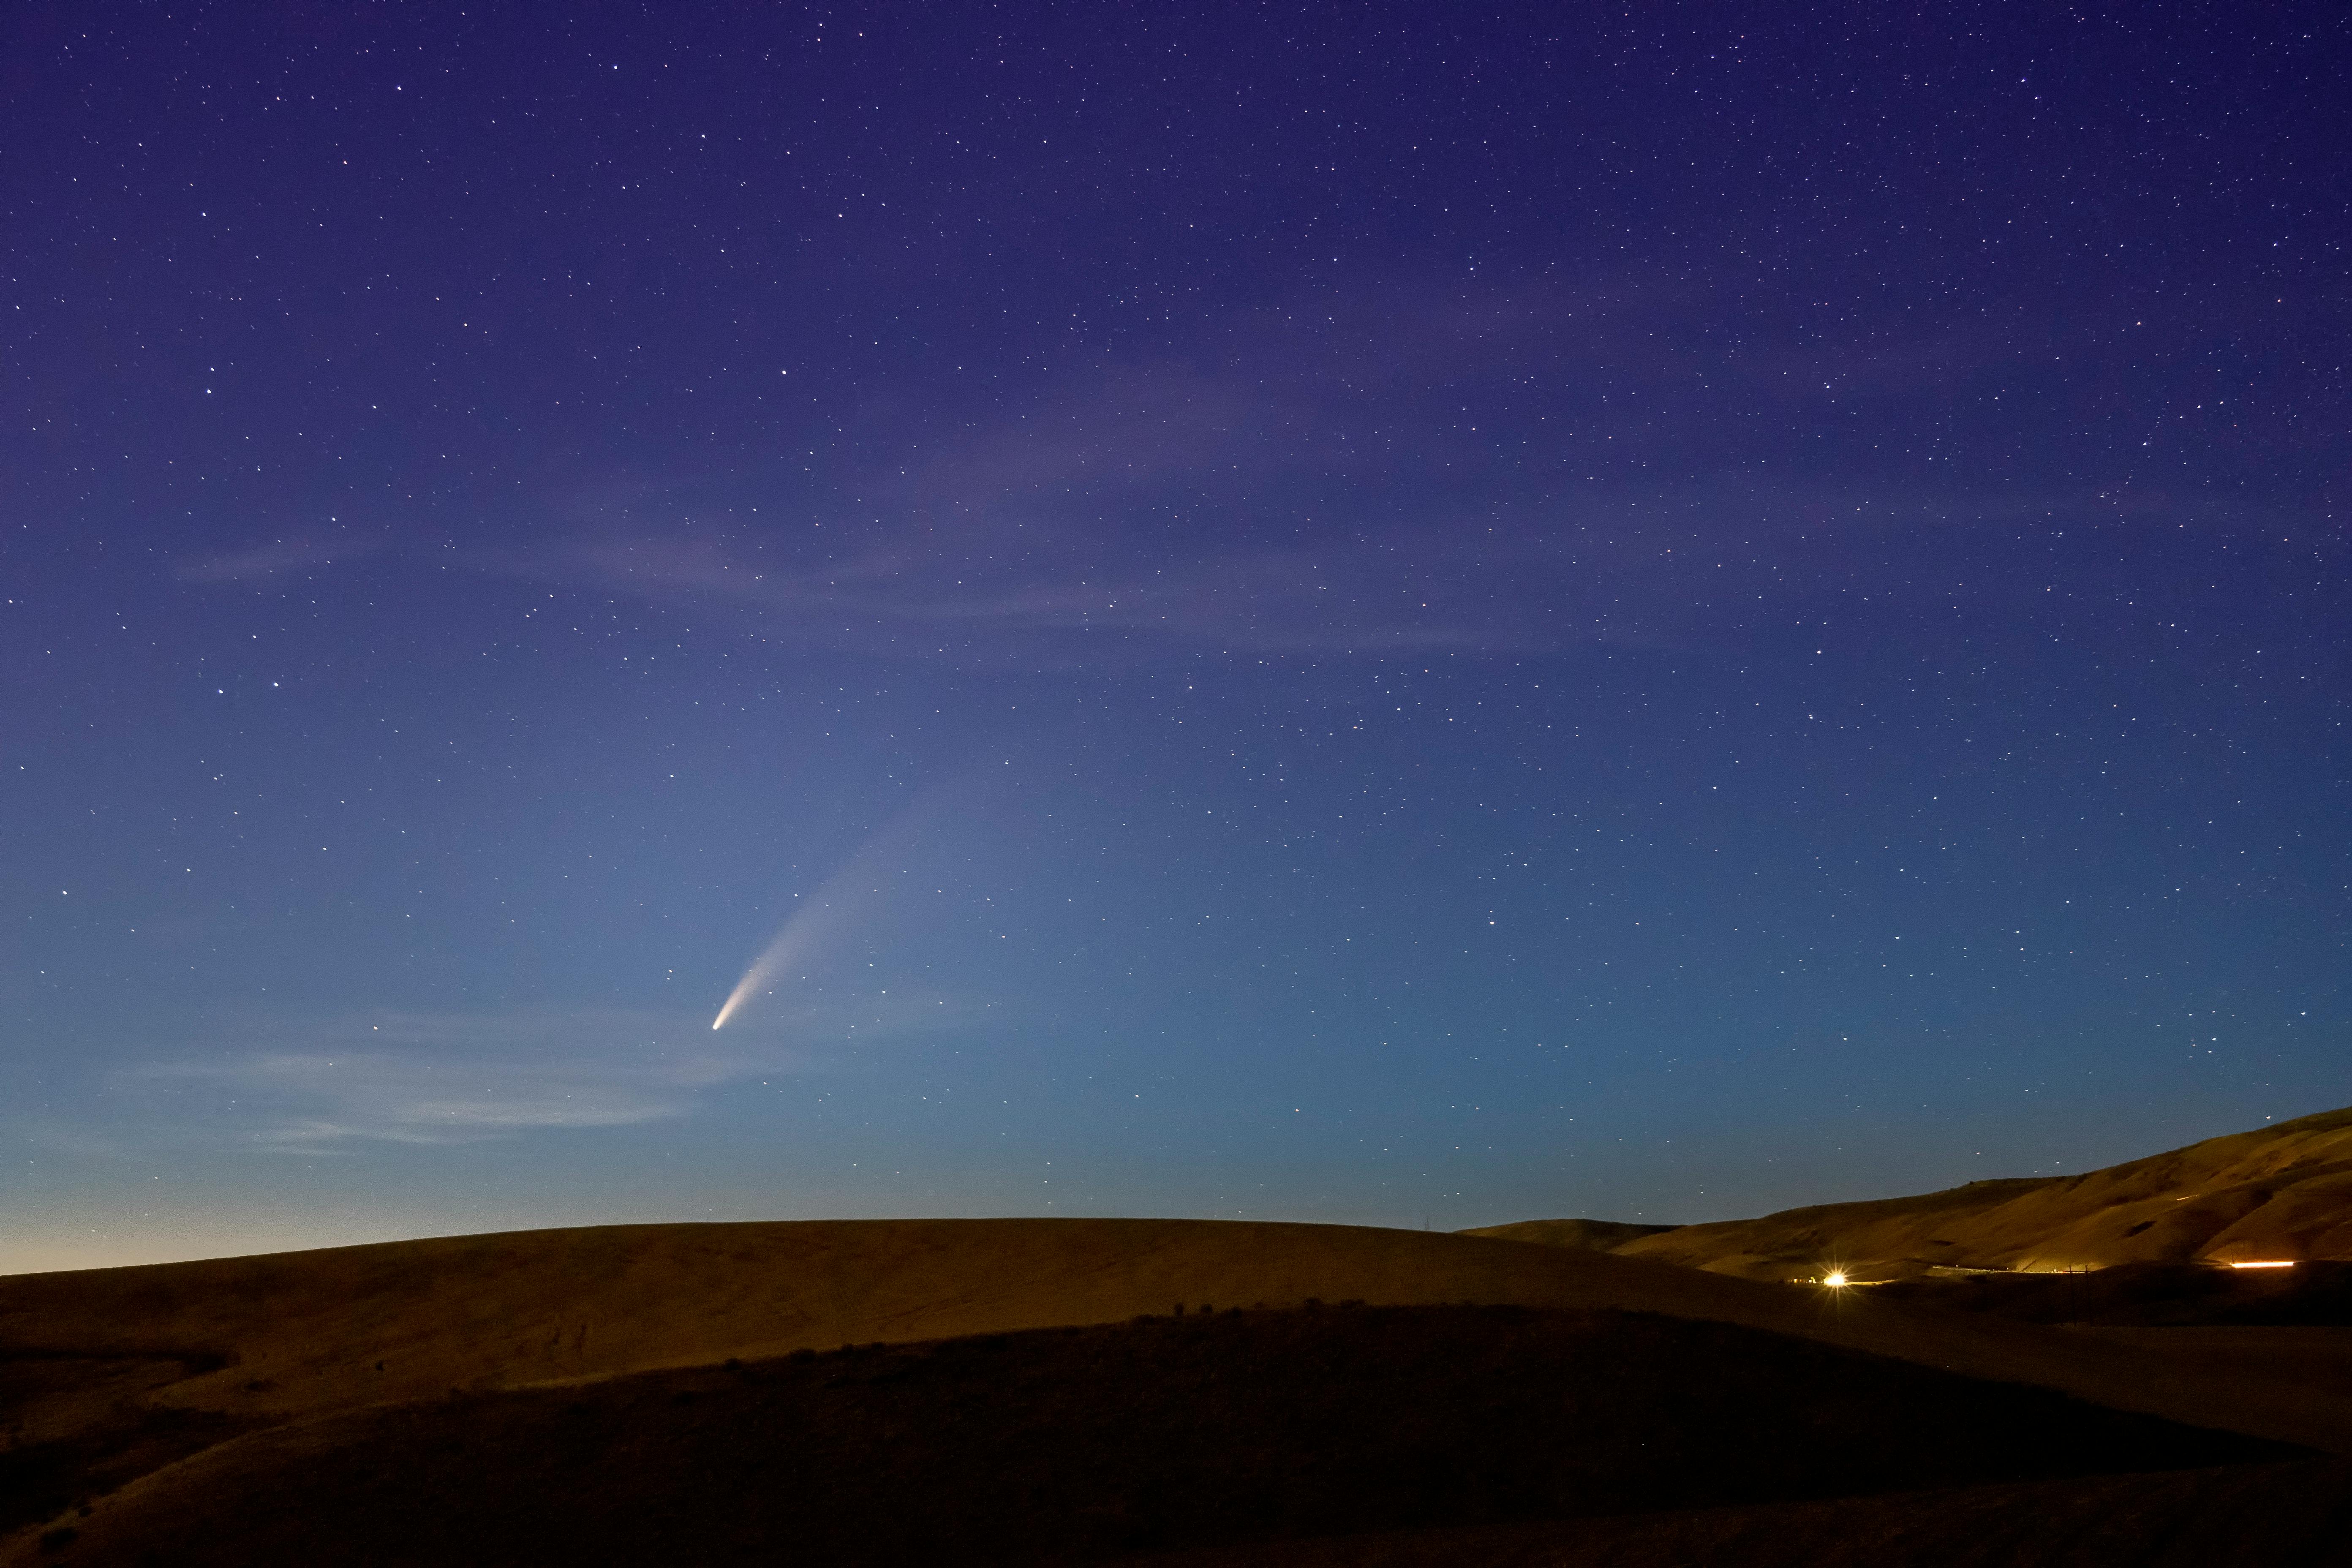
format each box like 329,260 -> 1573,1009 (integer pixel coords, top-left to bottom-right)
2228,1260 -> 2295,1270
1823,1271 -> 1849,1288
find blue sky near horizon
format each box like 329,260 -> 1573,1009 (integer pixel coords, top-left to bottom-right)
3,1 -> 2346,1272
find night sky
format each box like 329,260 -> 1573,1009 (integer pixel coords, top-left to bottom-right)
5,3 -> 2347,1274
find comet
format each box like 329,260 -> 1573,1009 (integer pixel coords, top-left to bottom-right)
710,896 -> 836,1030
710,793 -> 950,1031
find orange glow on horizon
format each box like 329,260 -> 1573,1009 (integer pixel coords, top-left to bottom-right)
2228,1260 -> 2295,1269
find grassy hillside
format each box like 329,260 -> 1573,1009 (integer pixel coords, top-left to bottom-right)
1561,1107 -> 2352,1282
9,1112 -> 2352,1566
8,1216 -> 2352,1458
0,1217 -> 1860,1426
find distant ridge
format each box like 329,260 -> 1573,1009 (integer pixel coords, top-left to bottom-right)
1455,1218 -> 1674,1252
1489,1107 -> 2352,1283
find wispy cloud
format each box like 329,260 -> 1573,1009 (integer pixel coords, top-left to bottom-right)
177,534 -> 389,583
524,523 -> 1554,662
117,1000 -> 963,1152
270,269 -> 2274,663
474,277 -> 1696,662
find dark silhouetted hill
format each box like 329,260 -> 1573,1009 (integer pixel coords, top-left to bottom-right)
8,1305 -> 2314,1568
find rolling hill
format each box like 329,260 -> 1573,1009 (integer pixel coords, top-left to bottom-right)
7,1108 -> 2352,1563
1473,1105 -> 2352,1283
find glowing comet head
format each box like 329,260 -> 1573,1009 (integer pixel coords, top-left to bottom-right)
1823,1271 -> 1849,1288
709,972 -> 768,1032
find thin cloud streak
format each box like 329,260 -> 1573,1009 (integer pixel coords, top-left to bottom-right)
534,528 -> 1541,660
406,271 -> 2304,663
504,270 -> 2218,664
117,1001 -> 966,1152
177,534 -> 389,583
482,278 -> 1678,660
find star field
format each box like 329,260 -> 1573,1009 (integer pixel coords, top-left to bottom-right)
2,2 -> 2345,1271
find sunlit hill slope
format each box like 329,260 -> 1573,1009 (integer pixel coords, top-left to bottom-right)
1471,1106 -> 2352,1282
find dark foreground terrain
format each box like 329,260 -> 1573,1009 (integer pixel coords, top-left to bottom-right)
14,1108 -> 2352,1561
1131,1460 -> 2352,1568
15,1303 -> 2330,1567
1873,1258 -> 2352,1326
